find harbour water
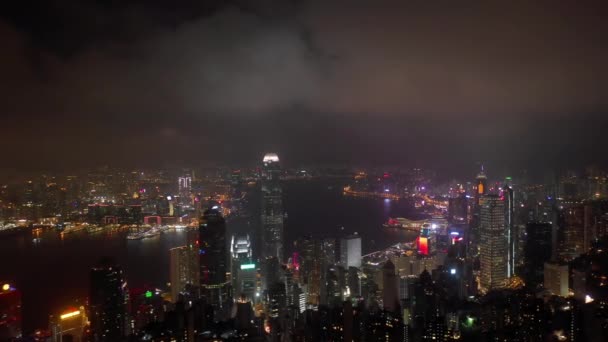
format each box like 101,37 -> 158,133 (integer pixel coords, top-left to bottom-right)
0,179 -> 419,333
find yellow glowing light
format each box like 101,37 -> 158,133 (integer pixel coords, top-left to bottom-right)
2,284 -> 9,291
60,310 -> 81,320
478,183 -> 484,195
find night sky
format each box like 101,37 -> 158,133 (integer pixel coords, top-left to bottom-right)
2,1 -> 607,174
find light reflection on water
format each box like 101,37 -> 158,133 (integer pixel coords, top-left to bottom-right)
0,179 -> 420,333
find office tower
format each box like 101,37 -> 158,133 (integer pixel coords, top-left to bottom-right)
558,205 -> 585,262
523,222 -> 553,287
479,195 -> 507,293
448,194 -> 468,224
199,207 -> 229,318
544,262 -> 569,297
503,185 -> 516,277
261,153 -> 284,261
469,166 -> 488,258
178,176 -> 192,203
89,259 -> 127,341
347,267 -> 362,297
170,244 -> 199,303
230,235 -> 256,301
0,282 -> 21,340
340,234 -> 362,268
382,260 -> 399,313
49,306 -> 87,342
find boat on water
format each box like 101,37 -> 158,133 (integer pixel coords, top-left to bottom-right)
143,227 -> 161,238
0,224 -> 26,236
87,225 -> 104,234
127,231 -> 145,240
127,226 -> 161,240
383,217 -> 427,231
61,223 -> 87,234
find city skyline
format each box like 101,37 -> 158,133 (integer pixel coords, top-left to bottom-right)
1,1 -> 608,340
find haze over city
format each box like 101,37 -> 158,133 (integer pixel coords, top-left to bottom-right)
1,1 -> 608,342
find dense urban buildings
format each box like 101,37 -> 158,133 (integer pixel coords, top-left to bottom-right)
1,162 -> 608,340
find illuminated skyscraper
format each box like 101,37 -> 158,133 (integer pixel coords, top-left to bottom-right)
479,195 -> 507,293
178,175 -> 192,204
261,153 -> 284,261
0,282 -> 21,340
474,166 -> 488,206
558,205 -> 585,262
230,235 -> 257,301
503,185 -> 515,277
199,207 -> 230,318
89,259 -> 127,341
170,244 -> 199,303
340,234 -> 362,269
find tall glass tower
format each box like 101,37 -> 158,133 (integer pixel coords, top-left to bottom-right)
89,259 -> 127,341
199,207 -> 230,320
479,195 -> 507,293
261,153 -> 284,261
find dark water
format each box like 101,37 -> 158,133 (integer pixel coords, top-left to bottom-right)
0,179 -> 417,334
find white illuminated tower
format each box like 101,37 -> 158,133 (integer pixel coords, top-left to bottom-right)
261,153 -> 284,261
178,176 -> 192,203
230,235 -> 256,301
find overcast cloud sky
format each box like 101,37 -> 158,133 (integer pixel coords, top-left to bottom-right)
1,0 -> 607,175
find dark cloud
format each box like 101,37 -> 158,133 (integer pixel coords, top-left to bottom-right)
1,0 -> 607,172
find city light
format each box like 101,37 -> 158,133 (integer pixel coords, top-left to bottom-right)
2,283 -> 10,291
145,290 -> 153,298
241,263 -> 255,270
60,310 -> 81,320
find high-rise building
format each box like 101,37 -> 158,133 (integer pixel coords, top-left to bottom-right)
382,260 -> 399,313
0,282 -> 21,340
340,234 -> 362,269
230,235 -> 256,301
503,185 -> 516,277
261,153 -> 284,261
523,222 -> 553,287
474,166 -> 488,207
49,306 -> 88,342
558,205 -> 585,262
448,194 -> 468,224
178,176 -> 192,203
199,207 -> 229,318
170,244 -> 199,303
479,195 -> 507,293
544,262 -> 569,297
89,259 -> 127,341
